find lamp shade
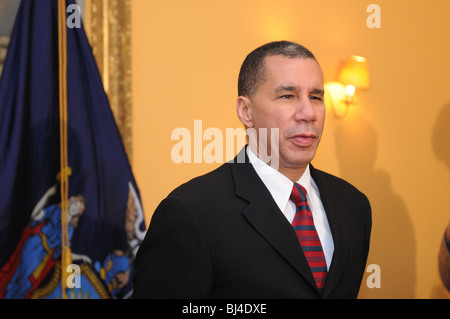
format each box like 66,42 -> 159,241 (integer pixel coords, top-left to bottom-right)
337,55 -> 370,89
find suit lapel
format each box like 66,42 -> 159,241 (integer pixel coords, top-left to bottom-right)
310,166 -> 350,297
229,148 -> 318,290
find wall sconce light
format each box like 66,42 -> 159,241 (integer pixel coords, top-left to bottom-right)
325,55 -> 370,118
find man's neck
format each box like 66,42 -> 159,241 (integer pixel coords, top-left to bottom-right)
247,145 -> 308,183
278,166 -> 307,183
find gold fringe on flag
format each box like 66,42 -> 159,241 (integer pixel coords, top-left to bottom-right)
58,0 -> 72,299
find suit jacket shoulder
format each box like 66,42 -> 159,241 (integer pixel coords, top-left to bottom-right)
167,162 -> 243,214
311,166 -> 368,198
310,165 -> 371,217
170,162 -> 233,198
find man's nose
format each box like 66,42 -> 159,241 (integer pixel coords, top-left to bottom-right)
293,96 -> 317,122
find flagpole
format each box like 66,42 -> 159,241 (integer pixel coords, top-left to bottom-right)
58,0 -> 71,299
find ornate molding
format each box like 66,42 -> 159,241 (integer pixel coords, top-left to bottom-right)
0,36 -> 8,79
84,0 -> 133,162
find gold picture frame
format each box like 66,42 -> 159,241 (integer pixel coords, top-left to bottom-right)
83,0 -> 133,162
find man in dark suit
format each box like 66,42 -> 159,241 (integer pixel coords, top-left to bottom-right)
133,41 -> 372,299
439,221 -> 450,291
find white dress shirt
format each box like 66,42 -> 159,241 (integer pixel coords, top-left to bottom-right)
247,147 -> 334,270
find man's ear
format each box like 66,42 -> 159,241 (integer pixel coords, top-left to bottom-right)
236,96 -> 253,128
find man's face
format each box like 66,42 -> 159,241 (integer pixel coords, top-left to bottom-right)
245,55 -> 326,177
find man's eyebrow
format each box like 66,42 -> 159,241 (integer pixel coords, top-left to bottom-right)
274,86 -> 324,95
311,88 -> 325,95
274,85 -> 298,93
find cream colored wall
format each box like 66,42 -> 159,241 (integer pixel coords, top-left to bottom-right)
131,0 -> 450,299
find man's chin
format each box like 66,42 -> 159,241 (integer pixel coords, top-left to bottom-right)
282,148 -> 317,165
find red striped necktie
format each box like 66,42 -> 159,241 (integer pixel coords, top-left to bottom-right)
290,183 -> 328,293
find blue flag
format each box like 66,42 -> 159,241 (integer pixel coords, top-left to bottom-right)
0,0 -> 146,299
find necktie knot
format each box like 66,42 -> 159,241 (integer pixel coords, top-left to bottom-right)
290,183 -> 311,217
290,183 -> 307,205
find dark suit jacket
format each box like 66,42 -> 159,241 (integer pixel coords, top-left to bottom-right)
133,147 -> 372,299
439,233 -> 450,291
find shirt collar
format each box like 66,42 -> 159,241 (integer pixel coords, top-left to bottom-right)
247,146 -> 312,212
